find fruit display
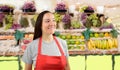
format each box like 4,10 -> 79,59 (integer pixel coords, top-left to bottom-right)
56,30 -> 86,51
55,27 -> 119,55
0,6 -> 119,55
84,28 -> 118,51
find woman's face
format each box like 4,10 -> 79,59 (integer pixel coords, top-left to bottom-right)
42,13 -> 56,35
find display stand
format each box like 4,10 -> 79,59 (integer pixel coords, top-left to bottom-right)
0,11 -> 120,70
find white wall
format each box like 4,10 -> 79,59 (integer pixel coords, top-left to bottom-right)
0,0 -> 120,24
0,0 -> 57,12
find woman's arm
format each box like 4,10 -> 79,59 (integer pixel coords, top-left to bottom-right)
25,63 -> 32,70
65,59 -> 70,70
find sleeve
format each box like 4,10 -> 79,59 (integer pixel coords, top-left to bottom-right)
22,43 -> 33,64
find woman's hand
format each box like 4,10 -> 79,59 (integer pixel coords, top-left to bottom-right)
65,59 -> 70,70
25,63 -> 32,70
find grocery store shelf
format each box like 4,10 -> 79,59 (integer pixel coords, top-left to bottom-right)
1,50 -> 120,56
69,50 -> 120,55
0,51 -> 23,56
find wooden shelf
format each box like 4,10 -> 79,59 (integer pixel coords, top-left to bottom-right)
0,51 -> 23,56
0,50 -> 120,56
69,50 -> 120,55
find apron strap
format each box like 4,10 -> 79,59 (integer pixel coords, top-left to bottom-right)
53,36 -> 65,56
38,37 -> 42,55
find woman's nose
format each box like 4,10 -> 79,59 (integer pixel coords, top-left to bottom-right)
50,21 -> 56,25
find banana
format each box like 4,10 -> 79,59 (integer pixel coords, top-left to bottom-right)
101,40 -> 106,49
113,38 -> 118,48
100,40 -> 103,49
106,40 -> 109,49
97,40 -> 101,49
108,39 -> 111,49
104,40 -> 107,49
95,40 -> 99,49
88,41 -> 92,50
99,40 -> 102,49
108,39 -> 113,49
89,39 -> 95,49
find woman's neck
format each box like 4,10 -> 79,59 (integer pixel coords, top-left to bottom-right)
42,34 -> 53,43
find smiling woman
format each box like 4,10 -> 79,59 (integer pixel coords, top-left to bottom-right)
42,13 -> 56,35
22,10 -> 70,70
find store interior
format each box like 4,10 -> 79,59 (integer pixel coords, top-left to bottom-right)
0,0 -> 120,70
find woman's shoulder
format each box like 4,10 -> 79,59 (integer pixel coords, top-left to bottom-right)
56,37 -> 67,47
27,38 -> 39,48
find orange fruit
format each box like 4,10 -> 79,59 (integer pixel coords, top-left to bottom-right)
104,32 -> 110,37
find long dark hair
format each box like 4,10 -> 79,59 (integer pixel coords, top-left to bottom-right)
33,10 -> 51,40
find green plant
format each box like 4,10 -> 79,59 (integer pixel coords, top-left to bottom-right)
54,13 -> 62,23
83,14 -> 101,28
71,20 -> 81,29
88,14 -> 98,26
5,14 -> 14,30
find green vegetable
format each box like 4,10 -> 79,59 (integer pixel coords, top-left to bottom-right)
110,29 -> 119,38
14,30 -> 25,45
82,28 -> 92,40
14,30 -> 24,41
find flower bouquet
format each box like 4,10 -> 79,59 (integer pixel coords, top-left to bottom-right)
21,1 -> 36,12
62,14 -> 71,29
55,2 -> 67,13
0,4 -> 14,13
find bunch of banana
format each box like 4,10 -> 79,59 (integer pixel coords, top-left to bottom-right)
88,38 -> 118,50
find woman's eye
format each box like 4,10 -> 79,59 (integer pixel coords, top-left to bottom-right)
45,20 -> 50,23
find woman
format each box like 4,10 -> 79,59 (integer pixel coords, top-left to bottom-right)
22,10 -> 70,70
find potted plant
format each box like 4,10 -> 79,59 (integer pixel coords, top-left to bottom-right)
21,1 -> 36,12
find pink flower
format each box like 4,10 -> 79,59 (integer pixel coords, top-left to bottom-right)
11,23 -> 21,30
55,2 -> 67,11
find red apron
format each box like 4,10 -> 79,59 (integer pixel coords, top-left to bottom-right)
34,36 -> 66,70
